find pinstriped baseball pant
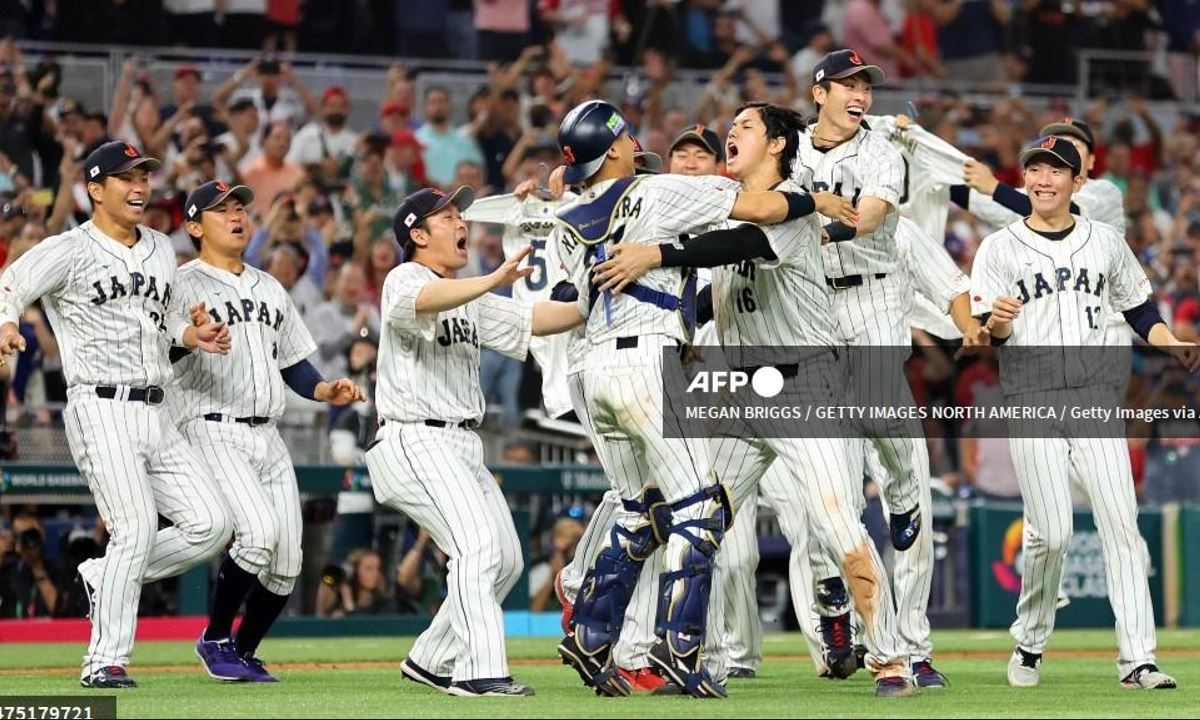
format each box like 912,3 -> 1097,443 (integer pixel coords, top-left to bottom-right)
366,423 -> 523,682
65,389 -> 233,677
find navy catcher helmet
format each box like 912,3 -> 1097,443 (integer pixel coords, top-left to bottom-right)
558,99 -> 629,185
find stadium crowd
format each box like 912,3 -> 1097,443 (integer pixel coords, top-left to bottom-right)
3,0 -> 1200,618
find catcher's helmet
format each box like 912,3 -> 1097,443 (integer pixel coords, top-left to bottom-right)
558,100 -> 629,185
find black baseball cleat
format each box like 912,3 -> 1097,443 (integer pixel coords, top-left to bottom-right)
819,612 -> 858,680
557,633 -> 630,696
447,677 -> 535,697
401,657 -> 451,694
727,667 -> 757,679
875,675 -> 915,698
81,666 -> 137,689
890,507 -> 922,551
855,643 -> 868,670
912,659 -> 948,688
648,639 -> 727,699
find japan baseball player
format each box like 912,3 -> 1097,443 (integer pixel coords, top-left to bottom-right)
0,141 -> 234,688
550,99 -> 841,699
369,186 -> 582,698
791,49 -> 926,553
594,102 -> 913,698
170,180 -> 364,683
971,137 -> 1195,690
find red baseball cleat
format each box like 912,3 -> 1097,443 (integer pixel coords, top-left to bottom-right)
554,570 -> 574,635
618,666 -> 668,692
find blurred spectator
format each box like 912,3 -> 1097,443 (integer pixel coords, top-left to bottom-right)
540,0 -> 628,67
164,0 -> 220,47
414,86 -> 484,188
899,0 -> 949,79
447,0 -> 478,59
387,129 -> 428,196
471,87 -> 522,191
1017,0 -> 1080,87
453,160 -> 488,197
843,0 -> 917,81
0,512 -> 60,618
529,513 -> 585,611
328,336 -> 380,467
379,100 -> 413,136
395,0 -> 450,58
213,59 -> 317,128
474,0 -> 531,63
215,97 -> 262,173
288,86 -> 358,187
222,0 -> 268,49
266,243 -> 324,319
242,121 -> 306,218
686,9 -> 744,69
310,262 -> 381,381
477,227 -> 522,426
348,137 -> 401,246
265,0 -> 301,53
395,526 -> 449,614
315,548 -> 388,617
1161,0 -> 1200,102
249,189 -> 329,285
791,20 -> 835,91
363,236 -> 400,308
933,0 -> 1012,84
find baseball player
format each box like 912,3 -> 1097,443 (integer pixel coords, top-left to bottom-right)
971,137 -> 1194,690
594,101 -> 914,698
0,141 -> 234,688
792,49 -> 926,554
369,186 -> 582,698
550,99 -> 846,699
169,180 -> 364,683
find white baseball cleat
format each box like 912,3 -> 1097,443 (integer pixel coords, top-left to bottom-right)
1007,648 -> 1042,688
1121,664 -> 1177,690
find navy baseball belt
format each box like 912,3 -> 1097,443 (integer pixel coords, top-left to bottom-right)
825,272 -> 887,290
95,385 -> 165,405
203,413 -> 272,426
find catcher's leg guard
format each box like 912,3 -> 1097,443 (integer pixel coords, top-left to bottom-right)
559,489 -> 665,696
650,484 -> 732,699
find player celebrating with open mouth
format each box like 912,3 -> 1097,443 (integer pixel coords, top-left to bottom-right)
172,180 -> 365,683
971,137 -> 1197,691
370,186 -> 583,698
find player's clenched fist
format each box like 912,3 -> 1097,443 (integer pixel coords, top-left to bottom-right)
194,321 -> 231,355
189,302 -> 210,327
989,296 -> 1023,323
812,191 -> 858,225
0,325 -> 27,358
594,243 -> 661,294
315,377 -> 366,406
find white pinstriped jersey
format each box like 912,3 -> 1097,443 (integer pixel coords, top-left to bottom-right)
0,221 -> 188,388
970,218 -> 1150,391
791,124 -> 904,276
169,260 -> 317,420
711,178 -> 836,352
554,173 -> 740,347
464,191 -> 578,418
376,262 -> 533,424
896,216 -> 970,339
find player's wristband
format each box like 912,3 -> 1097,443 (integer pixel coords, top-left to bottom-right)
281,359 -> 325,400
782,192 -> 816,221
1122,299 -> 1165,342
550,280 -> 579,302
823,222 -> 856,243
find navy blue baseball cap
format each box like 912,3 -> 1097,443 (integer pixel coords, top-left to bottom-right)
83,140 -> 162,182
669,124 -> 725,163
184,180 -> 254,221
1020,136 -> 1082,174
812,49 -> 886,87
558,99 -> 630,185
394,186 -> 476,240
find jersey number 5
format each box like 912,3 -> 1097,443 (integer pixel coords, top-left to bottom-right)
526,239 -> 548,291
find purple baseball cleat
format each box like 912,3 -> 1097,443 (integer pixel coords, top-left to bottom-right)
196,636 -> 251,682
241,654 -> 279,683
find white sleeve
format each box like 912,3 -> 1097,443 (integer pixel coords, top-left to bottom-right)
1076,180 -> 1127,235
902,220 -> 969,311
646,174 -> 741,236
462,194 -> 521,225
1106,231 -> 1153,312
0,233 -> 74,326
476,292 -> 533,360
969,232 -> 1012,317
164,260 -> 194,347
277,292 -> 319,368
858,135 -> 904,206
286,125 -> 322,166
381,264 -> 438,341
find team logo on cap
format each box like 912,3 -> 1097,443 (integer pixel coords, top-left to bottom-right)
89,166 -> 100,178
403,212 -> 418,228
849,51 -> 862,65
216,181 -> 229,192
123,143 -> 138,158
815,69 -> 825,82
562,146 -> 576,165
187,204 -> 198,218
1041,137 -> 1057,150
431,189 -> 445,197
1063,116 -> 1073,124
606,113 -> 625,136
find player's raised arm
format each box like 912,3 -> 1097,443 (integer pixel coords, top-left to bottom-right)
0,233 -> 74,357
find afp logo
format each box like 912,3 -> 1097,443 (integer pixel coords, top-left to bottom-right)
686,367 -> 785,398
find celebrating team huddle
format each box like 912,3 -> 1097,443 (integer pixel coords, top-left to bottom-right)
0,47 -> 1193,699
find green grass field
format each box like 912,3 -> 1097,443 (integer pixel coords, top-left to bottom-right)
2,630 -> 1199,718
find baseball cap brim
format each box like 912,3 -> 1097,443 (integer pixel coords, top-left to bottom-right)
427,185 -> 476,219
634,150 -> 663,173
1040,122 -> 1093,151
1019,146 -> 1079,172
204,184 -> 255,213
828,64 -> 886,86
99,156 -> 163,178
